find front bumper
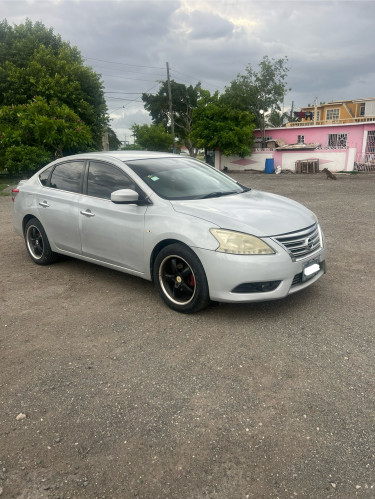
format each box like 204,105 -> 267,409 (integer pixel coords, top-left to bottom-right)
193,244 -> 326,303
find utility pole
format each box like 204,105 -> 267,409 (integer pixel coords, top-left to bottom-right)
259,110 -> 265,148
290,100 -> 294,122
102,129 -> 109,151
166,62 -> 176,153
314,97 -> 318,125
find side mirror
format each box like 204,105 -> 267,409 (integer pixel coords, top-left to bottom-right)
111,189 -> 139,204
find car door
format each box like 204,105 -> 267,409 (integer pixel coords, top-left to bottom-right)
36,160 -> 84,254
79,160 -> 147,273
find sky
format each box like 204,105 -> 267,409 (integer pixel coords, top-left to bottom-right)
2,0 -> 375,142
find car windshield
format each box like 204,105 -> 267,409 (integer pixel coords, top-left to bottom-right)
124,157 -> 248,200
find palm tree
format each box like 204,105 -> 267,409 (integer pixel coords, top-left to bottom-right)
266,109 -> 291,127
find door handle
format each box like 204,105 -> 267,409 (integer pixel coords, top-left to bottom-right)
39,201 -> 50,208
80,209 -> 95,217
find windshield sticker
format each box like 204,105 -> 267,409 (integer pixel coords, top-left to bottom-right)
148,175 -> 159,181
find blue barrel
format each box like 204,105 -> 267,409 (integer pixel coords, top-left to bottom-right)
265,158 -> 275,174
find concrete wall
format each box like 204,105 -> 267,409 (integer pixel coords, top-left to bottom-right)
254,122 -> 375,151
278,150 -> 350,171
215,150 -> 273,171
220,122 -> 375,172
216,149 -> 354,173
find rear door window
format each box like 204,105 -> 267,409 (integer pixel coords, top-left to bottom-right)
87,161 -> 136,200
49,161 -> 85,193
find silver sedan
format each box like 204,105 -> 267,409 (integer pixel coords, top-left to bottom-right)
12,151 -> 326,313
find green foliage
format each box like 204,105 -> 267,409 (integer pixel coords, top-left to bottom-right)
121,143 -> 144,151
223,56 -> 290,127
131,123 -> 173,152
107,127 -> 121,151
0,145 -> 53,175
135,55 -> 290,157
191,92 -> 255,157
0,19 -> 107,148
0,97 -> 93,173
266,109 -> 290,128
142,81 -> 202,153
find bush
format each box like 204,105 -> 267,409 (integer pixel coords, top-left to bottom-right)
0,145 -> 53,175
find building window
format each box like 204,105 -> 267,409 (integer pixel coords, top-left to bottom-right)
360,104 -> 365,116
328,133 -> 347,148
326,108 -> 340,121
312,110 -> 320,122
297,135 -> 305,144
366,131 -> 375,153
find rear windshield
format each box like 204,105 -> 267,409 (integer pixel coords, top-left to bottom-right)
124,157 -> 247,200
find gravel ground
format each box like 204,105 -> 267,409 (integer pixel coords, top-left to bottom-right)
0,172 -> 374,498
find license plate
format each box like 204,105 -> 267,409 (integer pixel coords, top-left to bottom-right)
302,259 -> 320,281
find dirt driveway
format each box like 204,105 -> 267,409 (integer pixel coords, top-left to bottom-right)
0,173 -> 374,498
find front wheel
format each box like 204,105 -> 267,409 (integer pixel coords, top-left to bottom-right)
153,243 -> 211,314
24,218 -> 58,265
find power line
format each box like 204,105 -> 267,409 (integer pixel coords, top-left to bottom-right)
107,82 -> 159,114
84,56 -> 165,70
93,64 -> 166,78
101,74 -> 160,83
108,101 -> 142,114
170,67 -> 225,93
106,96 -> 143,101
85,55 -> 225,92
86,55 -> 223,92
105,92 -> 147,94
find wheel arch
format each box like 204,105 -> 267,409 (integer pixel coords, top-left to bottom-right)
22,214 -> 39,235
150,239 -> 193,282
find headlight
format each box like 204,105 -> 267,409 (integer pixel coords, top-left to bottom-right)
210,229 -> 275,255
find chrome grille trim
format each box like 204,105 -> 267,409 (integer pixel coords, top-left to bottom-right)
272,223 -> 322,260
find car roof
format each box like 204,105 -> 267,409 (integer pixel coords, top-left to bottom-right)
61,151 -> 186,162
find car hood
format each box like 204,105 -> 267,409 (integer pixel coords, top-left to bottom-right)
171,189 -> 316,236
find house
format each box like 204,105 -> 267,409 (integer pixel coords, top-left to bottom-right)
215,98 -> 375,173
289,98 -> 375,126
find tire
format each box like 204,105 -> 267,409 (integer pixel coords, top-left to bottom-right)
24,218 -> 58,265
153,243 -> 210,313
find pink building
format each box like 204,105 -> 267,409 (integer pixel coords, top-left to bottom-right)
215,122 -> 375,173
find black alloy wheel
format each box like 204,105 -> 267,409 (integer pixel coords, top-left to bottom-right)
153,243 -> 210,313
25,218 -> 58,265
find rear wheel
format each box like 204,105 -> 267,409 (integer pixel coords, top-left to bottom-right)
153,243 -> 210,313
25,218 -> 58,265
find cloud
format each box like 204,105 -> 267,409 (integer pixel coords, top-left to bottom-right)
1,0 -> 375,139
177,10 -> 236,40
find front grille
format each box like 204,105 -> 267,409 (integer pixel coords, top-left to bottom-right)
291,273 -> 303,286
273,223 -> 321,260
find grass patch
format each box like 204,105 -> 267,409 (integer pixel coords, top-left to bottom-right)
0,175 -> 24,195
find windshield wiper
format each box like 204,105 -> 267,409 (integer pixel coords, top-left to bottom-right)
237,183 -> 251,193
199,190 -> 239,199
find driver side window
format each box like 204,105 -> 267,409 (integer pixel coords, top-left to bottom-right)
87,161 -> 135,200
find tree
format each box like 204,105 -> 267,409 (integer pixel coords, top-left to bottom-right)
142,81 -> 202,155
222,56 -> 290,128
131,123 -> 173,152
107,127 -> 121,151
0,97 -> 93,173
266,109 -> 290,128
0,19 -> 107,148
191,91 -> 255,157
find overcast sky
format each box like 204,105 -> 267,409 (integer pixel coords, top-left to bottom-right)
2,0 -> 375,142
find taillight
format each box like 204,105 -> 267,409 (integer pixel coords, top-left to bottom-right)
11,188 -> 19,202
